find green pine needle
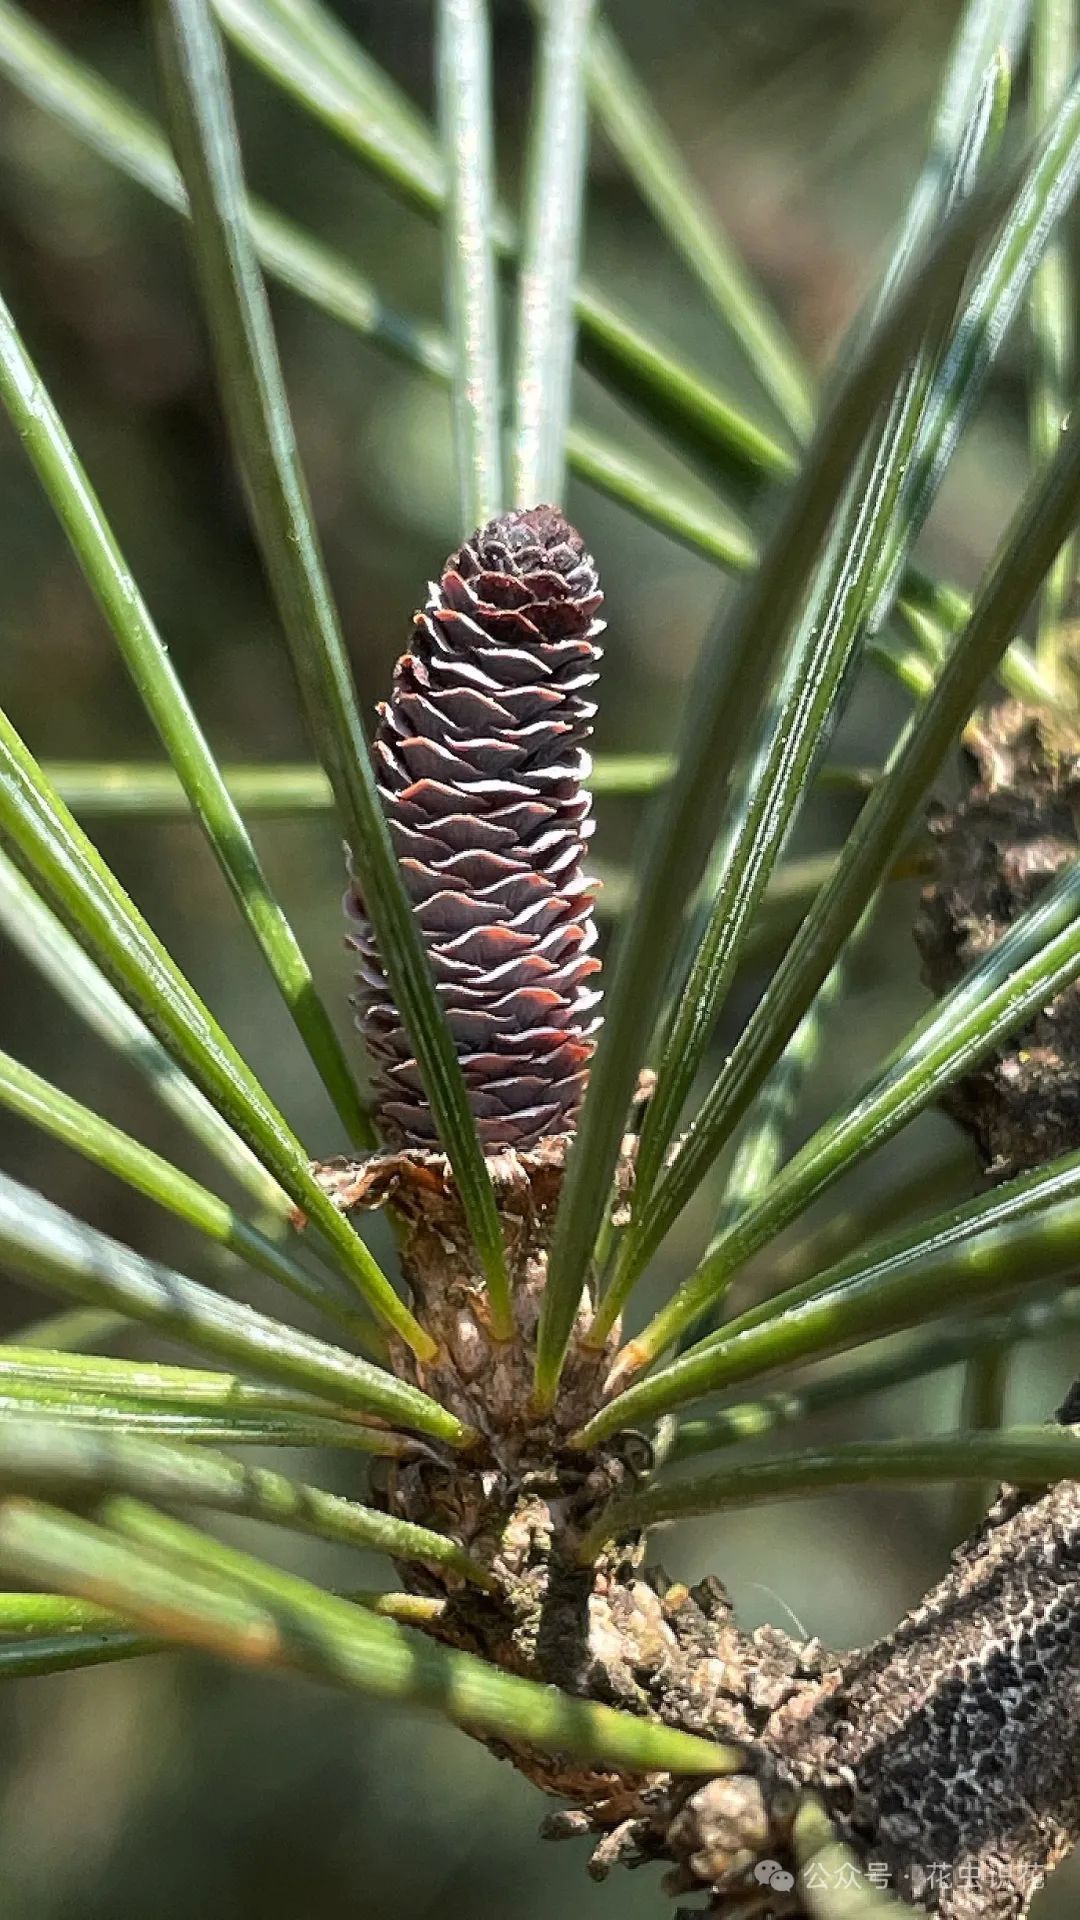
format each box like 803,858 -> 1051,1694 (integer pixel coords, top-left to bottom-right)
573,1146 -> 1080,1446
578,1428 -> 1080,1558
0,1170 -> 468,1446
0,1498 -> 743,1777
0,290 -> 373,1152
511,0 -> 594,506
0,1046 -> 375,1344
0,717 -> 430,1352
0,1421 -> 492,1586
536,168 -> 1017,1410
437,0 -> 504,530
152,0 -> 510,1330
0,847 -> 284,1215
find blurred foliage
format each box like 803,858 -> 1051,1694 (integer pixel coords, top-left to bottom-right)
0,1 -> 1078,1915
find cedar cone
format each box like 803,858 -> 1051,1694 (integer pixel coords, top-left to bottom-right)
348,506 -> 604,1152
913,700 -> 1080,1177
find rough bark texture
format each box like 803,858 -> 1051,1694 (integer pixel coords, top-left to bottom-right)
757,1458 -> 1080,1919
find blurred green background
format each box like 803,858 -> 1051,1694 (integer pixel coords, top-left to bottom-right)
1,1 -> 1077,1914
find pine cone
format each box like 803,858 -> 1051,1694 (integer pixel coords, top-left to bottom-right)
348,505 -> 604,1153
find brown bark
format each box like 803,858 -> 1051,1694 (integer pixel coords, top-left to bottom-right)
914,703 -> 1080,1178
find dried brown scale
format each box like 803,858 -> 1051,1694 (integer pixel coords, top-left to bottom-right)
313,1140 -> 631,1666
313,1137 -> 622,1444
914,702 -> 1080,1177
347,505 -> 604,1152
313,1142 -> 764,1800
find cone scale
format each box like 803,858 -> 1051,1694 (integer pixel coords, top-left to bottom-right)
348,506 -> 604,1153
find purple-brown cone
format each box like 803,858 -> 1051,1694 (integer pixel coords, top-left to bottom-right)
348,505 -> 604,1152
